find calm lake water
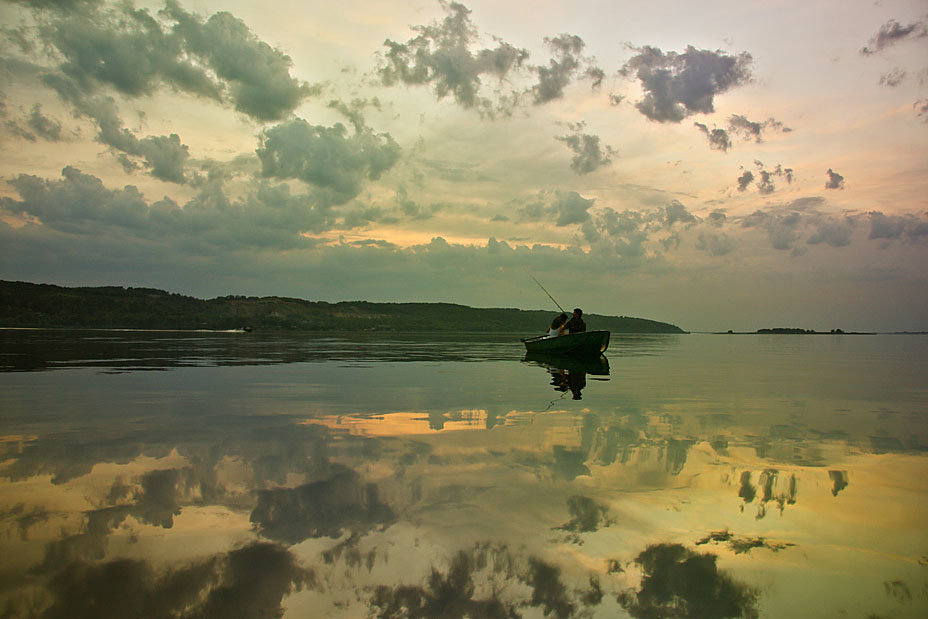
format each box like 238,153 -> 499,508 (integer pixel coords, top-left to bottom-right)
0,329 -> 926,618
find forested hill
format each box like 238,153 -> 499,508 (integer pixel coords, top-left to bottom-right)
0,281 -> 686,333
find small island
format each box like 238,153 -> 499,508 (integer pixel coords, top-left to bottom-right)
720,327 -> 875,335
0,280 -> 686,334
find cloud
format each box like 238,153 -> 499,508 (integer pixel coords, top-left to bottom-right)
529,33 -> 603,104
0,166 -> 342,250
249,466 -> 395,543
916,99 -> 928,123
378,1 -> 528,117
5,103 -> 65,142
370,549 -> 518,618
736,161 -> 793,194
256,118 -> 401,205
617,543 -> 759,618
825,168 -> 845,189
621,45 -> 753,123
860,17 -> 928,55
868,211 -> 928,241
807,216 -> 853,247
728,114 -> 791,141
695,231 -> 736,256
36,542 -> 315,619
660,200 -> 698,227
740,208 -> 803,251
552,190 -> 595,226
555,121 -> 615,174
879,69 -> 907,87
556,495 -> 612,533
694,122 -> 731,152
526,557 -> 575,618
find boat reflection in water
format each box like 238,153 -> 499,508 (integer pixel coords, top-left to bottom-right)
523,351 -> 609,400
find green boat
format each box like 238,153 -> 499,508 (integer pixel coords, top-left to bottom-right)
521,330 -> 610,356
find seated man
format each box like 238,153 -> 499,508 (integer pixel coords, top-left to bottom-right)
565,308 -> 586,333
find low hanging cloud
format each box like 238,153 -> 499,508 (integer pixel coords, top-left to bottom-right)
0,166 -> 344,250
554,121 -> 615,174
256,118 -> 401,205
379,1 -> 528,117
694,122 -> 731,152
860,17 -> 928,55
621,45 -> 754,123
825,168 -> 845,190
516,190 -> 595,226
879,69 -> 907,87
695,231 -> 736,256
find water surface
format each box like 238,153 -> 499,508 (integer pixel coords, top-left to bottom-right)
0,330 -> 926,617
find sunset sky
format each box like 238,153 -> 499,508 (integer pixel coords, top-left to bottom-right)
1,0 -> 926,332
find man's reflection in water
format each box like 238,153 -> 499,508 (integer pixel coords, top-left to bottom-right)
530,353 -> 608,401
548,367 -> 588,399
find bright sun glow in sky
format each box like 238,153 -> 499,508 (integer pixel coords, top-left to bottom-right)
0,0 -> 926,331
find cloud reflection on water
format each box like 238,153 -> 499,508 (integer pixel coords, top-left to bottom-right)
0,331 -> 926,617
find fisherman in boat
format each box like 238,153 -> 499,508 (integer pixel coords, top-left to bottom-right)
547,313 -> 568,338
564,308 -> 586,333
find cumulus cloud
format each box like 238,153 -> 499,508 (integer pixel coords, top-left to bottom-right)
916,99 -> 928,122
825,168 -> 845,189
741,209 -> 803,251
379,1 -> 528,117
256,118 -> 401,205
621,45 -> 753,123
860,17 -> 928,55
555,121 -> 615,174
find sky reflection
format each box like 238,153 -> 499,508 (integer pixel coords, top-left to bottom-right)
0,331 -> 926,617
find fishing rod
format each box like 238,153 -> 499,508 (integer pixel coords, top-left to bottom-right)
527,272 -> 567,315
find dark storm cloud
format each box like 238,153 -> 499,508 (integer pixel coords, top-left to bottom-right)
33,542 -> 314,619
825,168 -> 845,190
0,166 -> 342,250
555,121 -> 616,174
617,544 -> 759,618
694,122 -> 731,152
249,466 -> 395,543
529,33 -> 603,104
256,118 -> 401,205
860,17 -> 928,55
379,1 -> 528,117
621,45 -> 753,123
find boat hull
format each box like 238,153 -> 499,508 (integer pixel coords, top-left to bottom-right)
521,330 -> 610,356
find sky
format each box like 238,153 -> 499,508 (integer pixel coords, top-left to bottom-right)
0,0 -> 926,332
